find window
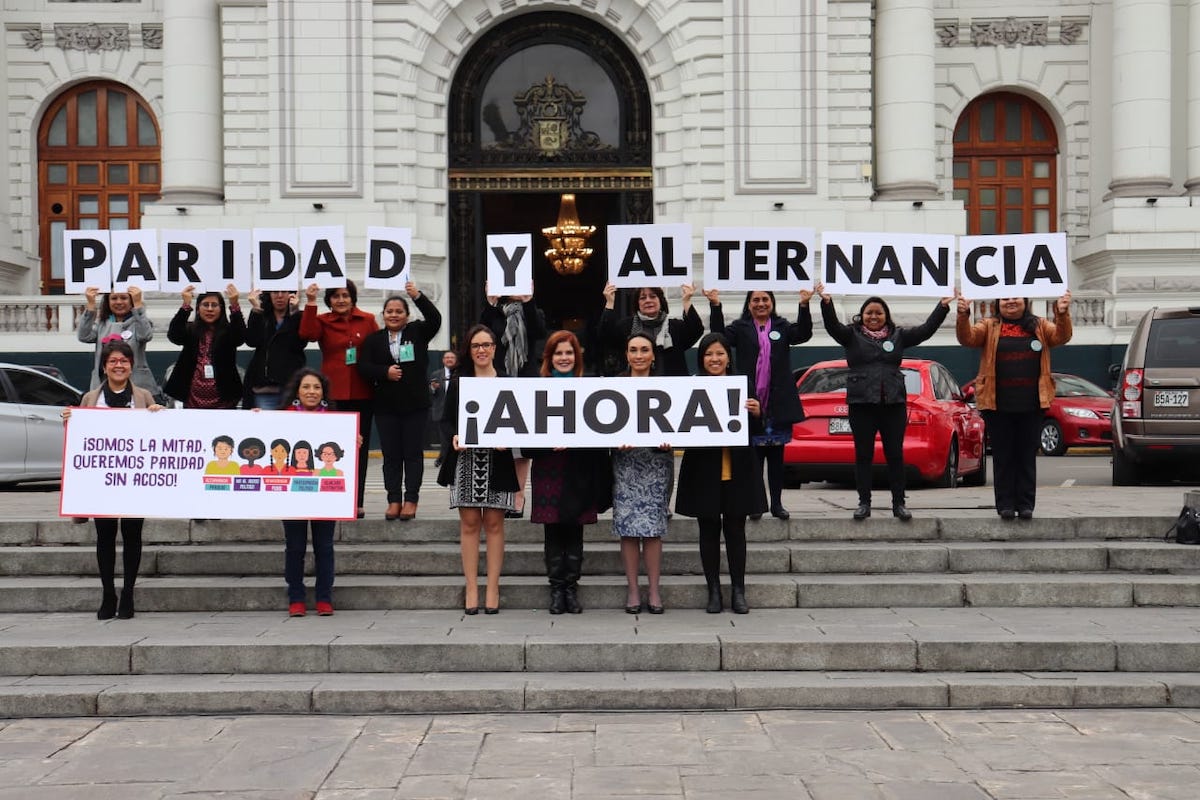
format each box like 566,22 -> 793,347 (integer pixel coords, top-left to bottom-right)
953,93 -> 1057,236
3,369 -> 80,407
37,81 -> 161,295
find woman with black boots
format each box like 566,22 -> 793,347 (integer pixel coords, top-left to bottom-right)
675,333 -> 767,613
712,289 -> 815,520
819,288 -> 952,521
528,330 -> 611,614
64,339 -> 163,619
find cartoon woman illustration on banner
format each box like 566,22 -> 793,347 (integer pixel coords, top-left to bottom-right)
238,437 -> 267,475
317,442 -> 345,477
205,435 -> 241,475
264,438 -> 293,476
290,439 -> 315,475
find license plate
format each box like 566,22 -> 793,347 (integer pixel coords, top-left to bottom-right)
828,417 -> 852,434
1153,390 -> 1190,408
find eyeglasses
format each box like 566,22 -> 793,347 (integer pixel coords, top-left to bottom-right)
105,358 -> 131,366
469,342 -> 496,351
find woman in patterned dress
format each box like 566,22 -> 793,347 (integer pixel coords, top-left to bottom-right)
612,332 -> 674,614
436,324 -> 517,614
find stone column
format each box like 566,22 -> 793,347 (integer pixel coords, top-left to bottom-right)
873,0 -> 938,200
1187,0 -> 1200,193
1109,0 -> 1173,197
159,0 -> 223,205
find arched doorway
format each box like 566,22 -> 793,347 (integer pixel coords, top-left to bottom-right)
37,80 -> 161,295
952,92 -> 1058,236
448,11 -> 652,368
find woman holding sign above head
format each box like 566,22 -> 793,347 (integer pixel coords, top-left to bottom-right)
63,339 -> 164,620
358,282 -> 442,521
599,283 -> 712,377
711,288 -> 815,520
675,333 -> 766,613
957,292 -> 1072,521
481,288 -> 546,519
527,330 -> 612,614
163,284 -> 246,409
299,279 -> 379,518
612,332 -> 675,614
436,324 -> 518,615
278,367 -> 341,616
819,287 -> 953,521
77,286 -> 160,399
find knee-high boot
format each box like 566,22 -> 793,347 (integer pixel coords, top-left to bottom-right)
562,529 -> 584,614
544,529 -> 568,615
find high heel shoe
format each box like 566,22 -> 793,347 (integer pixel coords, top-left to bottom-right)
484,606 -> 500,615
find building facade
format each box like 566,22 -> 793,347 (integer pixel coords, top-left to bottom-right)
1,0 -> 1197,385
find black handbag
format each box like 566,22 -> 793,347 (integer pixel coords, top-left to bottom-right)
1165,505 -> 1200,545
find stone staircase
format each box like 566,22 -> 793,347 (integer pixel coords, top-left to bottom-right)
3,495 -> 1200,717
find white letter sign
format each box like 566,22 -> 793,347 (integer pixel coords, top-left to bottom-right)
607,223 -> 693,288
364,226 -> 411,290
485,233 -> 533,296
959,232 -> 1068,299
64,230 -> 111,293
110,229 -> 159,292
703,227 -> 816,291
253,228 -> 300,291
458,376 -> 748,448
821,232 -> 956,297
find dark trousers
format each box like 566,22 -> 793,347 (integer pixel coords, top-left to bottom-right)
376,408 -> 428,504
338,398 -> 373,509
697,482 -> 748,590
755,445 -> 785,509
848,403 -> 908,506
282,519 -> 336,604
94,517 -> 144,595
984,408 -> 1042,513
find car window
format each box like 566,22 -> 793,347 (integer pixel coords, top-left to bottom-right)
3,368 -> 79,406
1145,319 -> 1200,368
0,377 -> 9,403
1054,374 -> 1109,397
798,366 -> 921,395
931,366 -> 958,401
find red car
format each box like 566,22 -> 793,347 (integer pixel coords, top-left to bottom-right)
962,372 -> 1113,456
783,359 -> 987,487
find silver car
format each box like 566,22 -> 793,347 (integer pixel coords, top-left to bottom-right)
0,363 -> 83,485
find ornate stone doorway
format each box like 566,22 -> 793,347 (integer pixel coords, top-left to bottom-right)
447,12 -> 652,364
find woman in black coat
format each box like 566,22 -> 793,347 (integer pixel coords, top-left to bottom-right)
820,288 -> 951,521
164,283 -> 246,408
675,333 -> 767,614
712,288 -> 815,519
598,283 -> 715,376
357,282 -> 442,521
243,289 -> 307,409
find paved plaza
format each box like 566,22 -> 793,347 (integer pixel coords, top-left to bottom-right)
2,708 -> 1200,799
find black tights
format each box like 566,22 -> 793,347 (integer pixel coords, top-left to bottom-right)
94,517 -> 144,594
697,484 -> 748,589
755,445 -> 784,509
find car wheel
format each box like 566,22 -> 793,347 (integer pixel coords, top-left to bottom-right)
961,452 -> 987,487
1112,446 -> 1141,486
1039,420 -> 1067,456
936,437 -> 959,488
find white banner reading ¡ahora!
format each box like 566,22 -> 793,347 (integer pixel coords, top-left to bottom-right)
60,408 -> 359,520
457,376 -> 750,448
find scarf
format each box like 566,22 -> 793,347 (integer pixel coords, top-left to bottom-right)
861,325 -> 889,341
630,310 -> 671,350
501,301 -> 527,377
102,381 -> 133,408
551,368 -> 574,378
754,322 -> 771,416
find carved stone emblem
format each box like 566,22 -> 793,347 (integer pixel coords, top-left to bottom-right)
484,75 -> 615,161
971,18 -> 1048,47
55,23 -> 130,52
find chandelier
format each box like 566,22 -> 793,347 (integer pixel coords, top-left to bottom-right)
542,193 -> 596,275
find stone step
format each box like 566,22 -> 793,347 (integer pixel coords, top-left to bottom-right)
2,514 -> 1176,546
4,572 -> 1200,614
4,541 -> 1199,578
2,608 -> 1200,678
4,671 -> 1200,718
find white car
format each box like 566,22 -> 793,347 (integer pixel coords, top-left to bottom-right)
0,363 -> 82,485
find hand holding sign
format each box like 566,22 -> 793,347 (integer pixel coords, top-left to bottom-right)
1055,290 -> 1072,315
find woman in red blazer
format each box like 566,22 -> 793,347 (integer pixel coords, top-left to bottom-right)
299,279 -> 378,517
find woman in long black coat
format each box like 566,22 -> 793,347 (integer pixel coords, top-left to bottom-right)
712,288 -> 816,519
675,333 -> 767,613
